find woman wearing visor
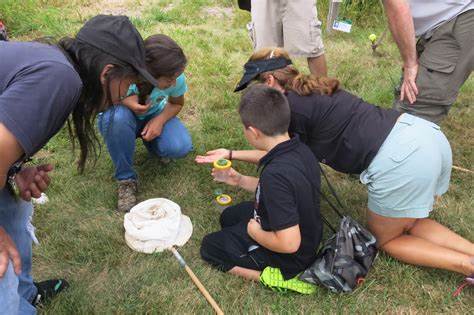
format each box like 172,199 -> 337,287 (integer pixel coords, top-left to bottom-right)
196,48 -> 474,285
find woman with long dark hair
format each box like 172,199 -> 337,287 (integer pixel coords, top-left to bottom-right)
196,48 -> 474,288
0,15 -> 157,313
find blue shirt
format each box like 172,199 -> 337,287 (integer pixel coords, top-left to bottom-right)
127,73 -> 187,120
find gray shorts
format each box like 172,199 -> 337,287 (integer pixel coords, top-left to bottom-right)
248,0 -> 324,58
393,9 -> 474,123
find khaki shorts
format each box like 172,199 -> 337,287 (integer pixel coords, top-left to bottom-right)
393,9 -> 474,123
248,0 -> 324,58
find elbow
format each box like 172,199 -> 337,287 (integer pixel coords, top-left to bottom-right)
281,239 -> 301,254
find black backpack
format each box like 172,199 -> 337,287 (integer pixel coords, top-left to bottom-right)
299,167 -> 378,293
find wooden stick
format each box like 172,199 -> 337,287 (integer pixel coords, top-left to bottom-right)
170,247 -> 224,315
452,165 -> 474,174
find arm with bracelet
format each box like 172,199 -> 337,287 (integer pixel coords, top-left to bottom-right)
195,148 -> 266,165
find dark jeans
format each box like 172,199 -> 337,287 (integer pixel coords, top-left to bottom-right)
200,202 -> 273,273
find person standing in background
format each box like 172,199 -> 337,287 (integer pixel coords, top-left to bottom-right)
383,0 -> 473,123
240,0 -> 328,77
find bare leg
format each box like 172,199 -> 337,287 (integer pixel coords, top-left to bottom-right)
410,218 -> 474,256
307,54 -> 327,77
382,235 -> 474,275
367,209 -> 474,276
228,266 -> 261,281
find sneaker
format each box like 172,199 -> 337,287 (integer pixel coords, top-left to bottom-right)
260,267 -> 316,294
32,279 -> 69,306
117,179 -> 138,212
453,277 -> 473,297
452,258 -> 474,297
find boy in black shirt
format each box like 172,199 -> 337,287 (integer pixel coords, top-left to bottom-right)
200,84 -> 322,294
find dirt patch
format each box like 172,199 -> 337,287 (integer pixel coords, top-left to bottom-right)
162,3 -> 175,12
202,6 -> 234,19
79,0 -> 163,18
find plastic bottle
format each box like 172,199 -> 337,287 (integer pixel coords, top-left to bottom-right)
213,159 -> 232,182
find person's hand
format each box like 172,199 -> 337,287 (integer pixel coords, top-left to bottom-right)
122,95 -> 151,115
211,167 -> 242,186
247,218 -> 262,239
14,164 -> 53,201
0,227 -> 21,278
195,149 -> 230,164
400,63 -> 419,104
141,115 -> 164,142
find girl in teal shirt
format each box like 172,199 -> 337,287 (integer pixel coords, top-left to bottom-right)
98,34 -> 193,212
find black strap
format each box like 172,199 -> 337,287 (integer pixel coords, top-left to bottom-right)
319,165 -> 345,218
316,164 -> 346,233
320,212 -> 337,234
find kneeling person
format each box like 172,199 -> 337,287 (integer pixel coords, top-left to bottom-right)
200,84 -> 322,293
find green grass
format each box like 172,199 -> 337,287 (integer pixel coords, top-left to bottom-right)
2,0 -> 473,313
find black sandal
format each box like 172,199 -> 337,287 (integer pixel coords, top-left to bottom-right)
32,279 -> 69,306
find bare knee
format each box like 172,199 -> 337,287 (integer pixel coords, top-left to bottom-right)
367,209 -> 417,248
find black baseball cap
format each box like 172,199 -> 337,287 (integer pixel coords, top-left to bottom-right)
76,15 -> 158,87
234,57 -> 292,92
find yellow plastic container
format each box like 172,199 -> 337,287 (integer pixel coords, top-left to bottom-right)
213,158 -> 232,170
213,159 -> 232,181
215,194 -> 232,212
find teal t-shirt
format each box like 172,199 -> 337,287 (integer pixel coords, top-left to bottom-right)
127,73 -> 187,120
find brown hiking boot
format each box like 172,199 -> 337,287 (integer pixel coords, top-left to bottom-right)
117,179 -> 137,212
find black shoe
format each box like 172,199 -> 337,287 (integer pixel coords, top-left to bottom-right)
32,279 -> 69,306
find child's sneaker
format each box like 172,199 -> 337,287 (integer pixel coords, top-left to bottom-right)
32,279 -> 69,306
260,267 -> 316,294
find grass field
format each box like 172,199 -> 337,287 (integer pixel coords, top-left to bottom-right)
1,0 -> 473,313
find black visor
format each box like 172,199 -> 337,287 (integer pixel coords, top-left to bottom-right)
234,57 -> 292,92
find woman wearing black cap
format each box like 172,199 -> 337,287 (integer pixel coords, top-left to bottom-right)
0,15 -> 158,312
196,48 -> 474,288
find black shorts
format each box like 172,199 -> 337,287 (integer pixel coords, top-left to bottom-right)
200,201 -> 275,273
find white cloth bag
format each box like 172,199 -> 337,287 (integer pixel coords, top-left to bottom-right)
124,198 -> 193,253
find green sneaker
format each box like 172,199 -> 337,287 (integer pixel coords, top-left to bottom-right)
260,267 -> 316,294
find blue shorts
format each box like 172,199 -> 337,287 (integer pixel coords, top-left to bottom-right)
360,114 -> 452,218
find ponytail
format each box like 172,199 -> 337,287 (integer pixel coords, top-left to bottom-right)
290,74 -> 339,96
251,47 -> 340,96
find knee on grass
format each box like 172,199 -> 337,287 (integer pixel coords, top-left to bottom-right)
367,210 -> 418,248
200,233 -> 228,271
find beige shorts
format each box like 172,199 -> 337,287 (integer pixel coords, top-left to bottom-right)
248,0 -> 324,58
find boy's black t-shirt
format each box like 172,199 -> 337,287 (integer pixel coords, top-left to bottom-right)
286,89 -> 401,174
255,136 -> 322,279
